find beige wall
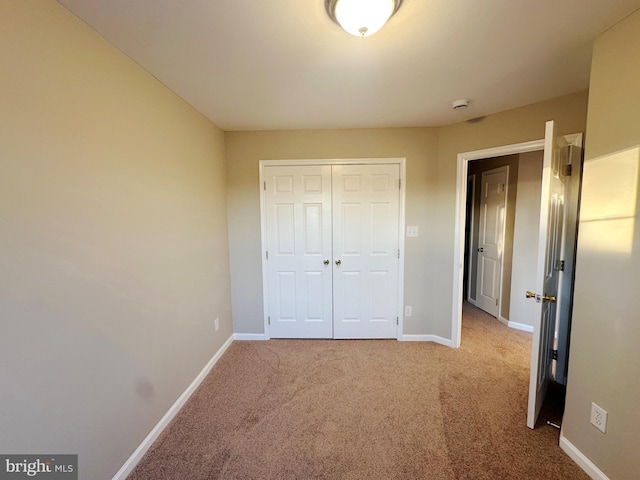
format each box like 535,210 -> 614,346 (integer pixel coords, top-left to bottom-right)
226,93 -> 588,339
226,128 -> 439,336
433,91 -> 589,338
0,1 -> 232,478
562,9 -> 640,479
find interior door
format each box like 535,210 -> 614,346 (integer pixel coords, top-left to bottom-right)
264,165 -> 333,338
527,121 -> 567,428
332,164 -> 400,339
476,166 -> 508,317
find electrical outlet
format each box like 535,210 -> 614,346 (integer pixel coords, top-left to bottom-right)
404,306 -> 412,317
406,226 -> 419,237
214,317 -> 220,332
590,402 -> 607,433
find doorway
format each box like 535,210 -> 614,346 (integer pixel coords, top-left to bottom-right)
464,154 -> 542,331
467,163 -> 512,320
260,159 -> 406,340
452,129 -> 584,429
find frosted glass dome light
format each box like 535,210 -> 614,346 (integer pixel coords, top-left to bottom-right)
326,0 -> 403,37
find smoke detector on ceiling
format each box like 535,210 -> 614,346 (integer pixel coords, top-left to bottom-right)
452,99 -> 469,110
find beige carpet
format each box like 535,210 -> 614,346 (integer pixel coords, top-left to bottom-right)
128,303 -> 588,479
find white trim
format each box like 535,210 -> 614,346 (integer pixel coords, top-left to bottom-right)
452,140 -> 545,348
259,158 -> 406,167
497,315 -> 509,327
467,297 -> 477,307
400,334 -> 454,347
259,163 -> 271,339
234,333 -> 268,341
559,434 -> 610,480
397,159 -> 407,340
259,158 -> 406,341
112,335 -> 234,480
508,321 -> 534,333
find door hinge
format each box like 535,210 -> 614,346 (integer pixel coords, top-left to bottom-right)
397,249 -> 400,259
396,317 -> 399,325
266,251 -> 269,260
399,179 -> 401,189
552,349 -> 558,360
268,316 -> 271,325
264,181 -> 266,191
496,298 -> 499,306
554,260 -> 565,271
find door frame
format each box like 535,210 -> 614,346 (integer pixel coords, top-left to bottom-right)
453,140 -> 545,348
452,136 -> 581,348
259,158 -> 407,340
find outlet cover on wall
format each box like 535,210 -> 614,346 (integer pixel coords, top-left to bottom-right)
406,226 -> 419,237
404,306 -> 412,317
590,402 -> 607,433
214,317 -> 220,332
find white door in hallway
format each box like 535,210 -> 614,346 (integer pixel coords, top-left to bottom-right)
264,165 -> 333,338
264,163 -> 401,339
332,164 -> 400,339
527,121 -> 568,428
476,167 -> 508,318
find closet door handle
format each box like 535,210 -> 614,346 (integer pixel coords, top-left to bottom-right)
335,259 -> 342,266
323,259 -> 330,265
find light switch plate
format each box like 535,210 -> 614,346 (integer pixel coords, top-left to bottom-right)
406,226 -> 419,237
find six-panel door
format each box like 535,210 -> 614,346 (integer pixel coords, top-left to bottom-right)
264,166 -> 333,338
476,167 -> 508,317
332,164 -> 400,339
264,164 -> 400,339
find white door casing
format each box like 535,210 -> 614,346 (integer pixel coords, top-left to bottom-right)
526,120 -> 568,429
264,165 -> 333,338
475,167 -> 508,318
260,159 -> 405,340
332,164 -> 400,339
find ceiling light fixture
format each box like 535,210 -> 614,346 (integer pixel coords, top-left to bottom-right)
325,0 -> 403,37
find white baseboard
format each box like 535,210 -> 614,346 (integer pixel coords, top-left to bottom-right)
400,334 -> 454,347
497,315 -> 509,327
508,321 -> 534,333
234,333 -> 268,341
559,434 -> 610,480
112,334 -> 234,480
467,297 -> 477,306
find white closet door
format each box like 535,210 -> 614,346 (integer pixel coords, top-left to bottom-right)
332,164 -> 400,339
264,166 -> 333,338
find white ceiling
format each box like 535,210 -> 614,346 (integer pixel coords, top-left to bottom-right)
58,0 -> 640,131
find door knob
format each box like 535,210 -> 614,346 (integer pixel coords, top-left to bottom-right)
526,291 -> 541,303
335,259 -> 342,266
323,259 -> 330,265
526,291 -> 556,303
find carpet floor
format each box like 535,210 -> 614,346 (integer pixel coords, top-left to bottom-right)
128,303 -> 589,479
